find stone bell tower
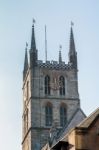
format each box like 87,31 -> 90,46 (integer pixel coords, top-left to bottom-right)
22,22 -> 85,150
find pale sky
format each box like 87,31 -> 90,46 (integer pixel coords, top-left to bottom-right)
0,0 -> 99,150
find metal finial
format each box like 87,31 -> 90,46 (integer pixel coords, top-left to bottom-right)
25,42 -> 28,49
45,25 -> 47,62
71,21 -> 74,27
59,45 -> 62,51
32,18 -> 36,27
26,42 -> 28,47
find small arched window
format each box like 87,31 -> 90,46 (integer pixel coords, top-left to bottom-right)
45,75 -> 50,95
60,104 -> 67,127
45,103 -> 53,126
59,76 -> 65,95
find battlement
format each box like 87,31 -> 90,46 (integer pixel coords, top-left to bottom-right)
37,60 -> 72,70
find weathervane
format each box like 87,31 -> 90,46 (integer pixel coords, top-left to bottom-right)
25,42 -> 28,50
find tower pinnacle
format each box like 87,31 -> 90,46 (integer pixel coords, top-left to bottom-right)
23,42 -> 28,79
69,24 -> 75,54
31,19 -> 36,50
69,23 -> 77,69
30,19 -> 38,67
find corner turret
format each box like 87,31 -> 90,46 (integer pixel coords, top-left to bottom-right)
23,43 -> 28,79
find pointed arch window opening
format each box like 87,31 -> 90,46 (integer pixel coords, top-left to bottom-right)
45,104 -> 53,126
45,75 -> 50,95
59,76 -> 65,95
60,105 -> 67,127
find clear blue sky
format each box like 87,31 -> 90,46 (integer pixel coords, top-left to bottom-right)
0,0 -> 99,150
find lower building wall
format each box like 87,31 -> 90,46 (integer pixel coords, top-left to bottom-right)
68,129 -> 89,150
22,128 -> 50,150
31,128 -> 50,150
75,131 -> 88,149
68,118 -> 99,150
68,130 -> 76,150
87,119 -> 99,150
22,132 -> 31,150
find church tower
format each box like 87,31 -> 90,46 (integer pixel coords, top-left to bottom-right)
22,22 -> 85,150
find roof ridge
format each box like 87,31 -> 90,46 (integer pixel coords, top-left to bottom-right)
77,107 -> 99,127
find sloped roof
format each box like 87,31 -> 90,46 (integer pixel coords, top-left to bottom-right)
50,108 -> 86,148
59,108 -> 86,138
41,143 -> 49,150
51,108 -> 99,150
52,141 -> 69,150
77,107 -> 99,128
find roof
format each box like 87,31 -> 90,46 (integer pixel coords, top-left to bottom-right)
51,108 -> 99,150
52,141 -> 69,150
50,108 -> 86,148
77,107 -> 99,128
51,140 -> 74,150
41,143 -> 49,150
58,108 -> 86,138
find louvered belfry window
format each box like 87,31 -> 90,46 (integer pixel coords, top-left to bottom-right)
45,103 -> 53,126
60,105 -> 67,126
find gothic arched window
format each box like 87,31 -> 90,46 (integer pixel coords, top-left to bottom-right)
45,103 -> 53,126
59,76 -> 65,95
45,75 -> 50,95
60,104 -> 67,127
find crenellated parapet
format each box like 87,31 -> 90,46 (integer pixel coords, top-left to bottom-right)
37,60 -> 73,70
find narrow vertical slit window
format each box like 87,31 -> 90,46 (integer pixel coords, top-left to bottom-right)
59,76 -> 65,95
45,75 -> 50,95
